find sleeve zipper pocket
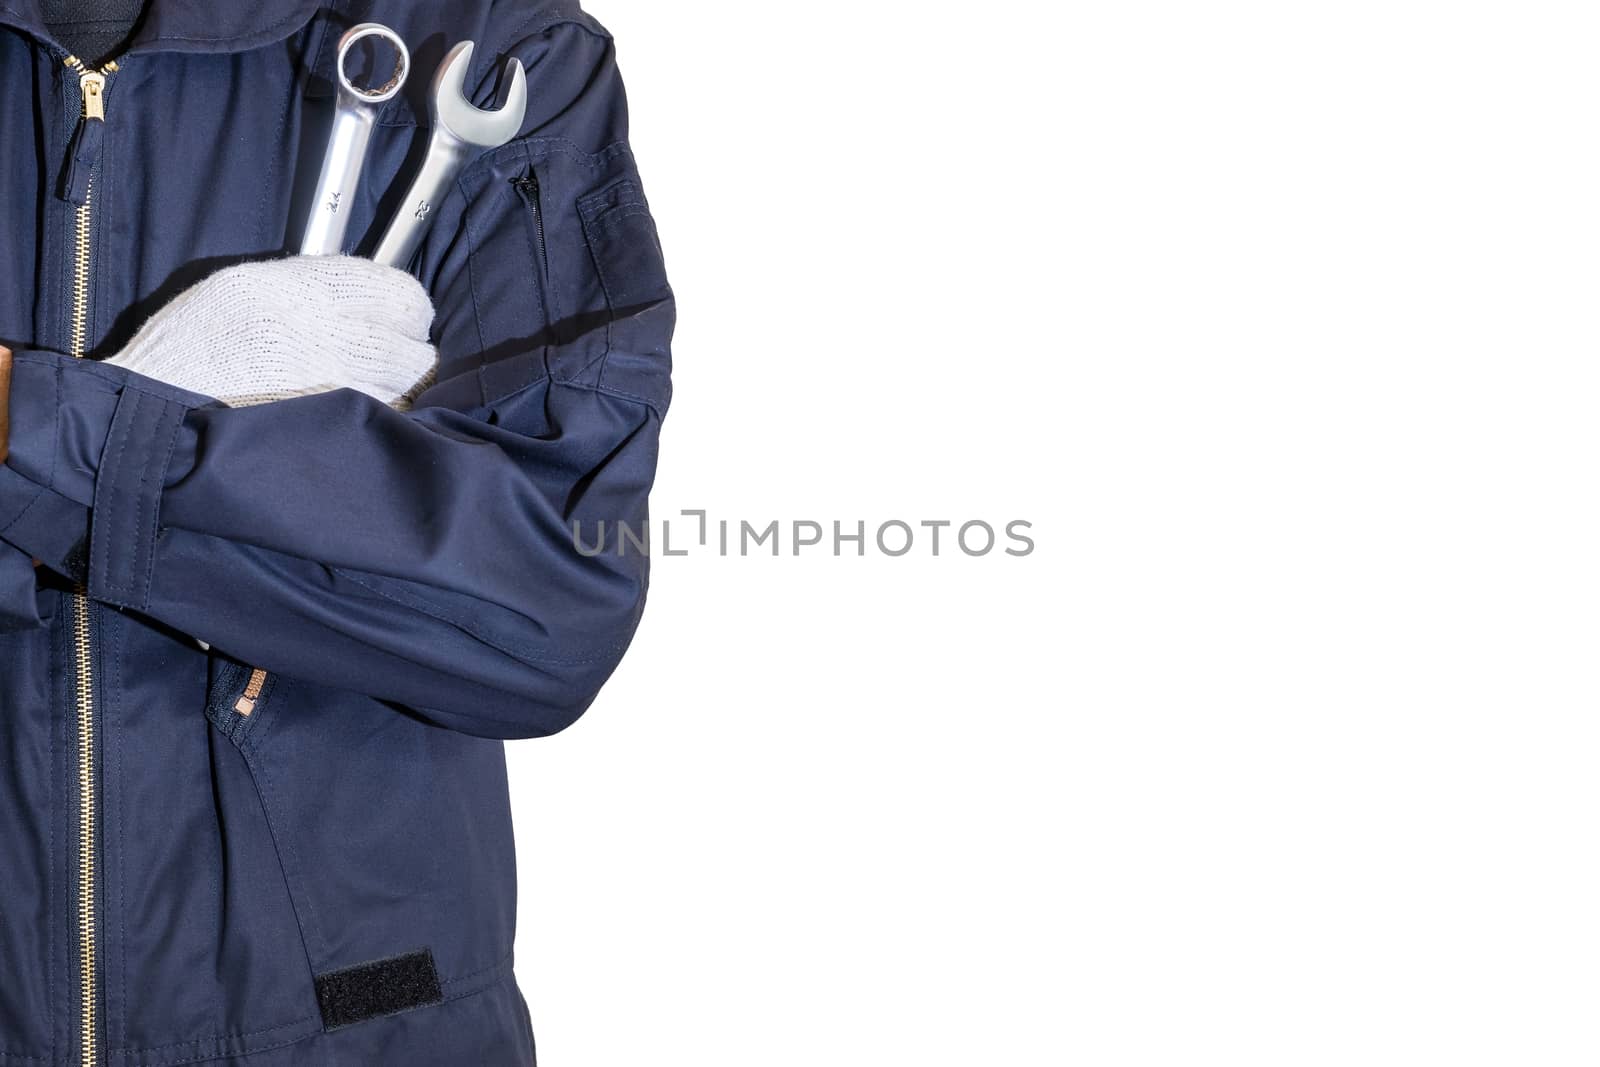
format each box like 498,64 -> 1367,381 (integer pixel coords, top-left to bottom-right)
512,168 -> 558,330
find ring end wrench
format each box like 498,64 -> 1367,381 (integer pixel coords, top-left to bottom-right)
372,42 -> 528,269
300,23 -> 410,256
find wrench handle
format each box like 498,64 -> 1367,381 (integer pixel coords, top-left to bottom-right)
301,102 -> 380,256
372,129 -> 470,268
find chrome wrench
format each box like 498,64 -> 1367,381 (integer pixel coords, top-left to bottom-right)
372,42 -> 527,268
301,23 -> 410,255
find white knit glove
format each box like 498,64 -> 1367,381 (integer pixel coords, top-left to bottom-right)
106,255 -> 437,408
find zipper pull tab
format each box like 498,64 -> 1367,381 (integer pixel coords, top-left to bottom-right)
60,69 -> 106,205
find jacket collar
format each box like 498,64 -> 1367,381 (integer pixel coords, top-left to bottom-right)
0,0 -> 321,56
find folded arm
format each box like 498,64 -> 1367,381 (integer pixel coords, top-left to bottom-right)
0,17 -> 673,738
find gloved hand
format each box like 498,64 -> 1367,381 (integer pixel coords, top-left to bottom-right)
105,255 -> 437,408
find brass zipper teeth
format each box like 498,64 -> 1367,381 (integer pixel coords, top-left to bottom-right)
64,51 -> 113,1067
70,188 -> 92,358
236,668 -> 269,716
71,600 -> 96,1067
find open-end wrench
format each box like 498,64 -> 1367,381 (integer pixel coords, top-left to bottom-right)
372,42 -> 527,268
301,23 -> 410,255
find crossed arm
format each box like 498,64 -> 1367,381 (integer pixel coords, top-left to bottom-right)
0,19 -> 674,739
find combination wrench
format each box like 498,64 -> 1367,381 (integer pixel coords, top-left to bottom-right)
372,42 -> 528,268
301,23 -> 410,255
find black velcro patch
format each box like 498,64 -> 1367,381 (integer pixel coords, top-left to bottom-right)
315,949 -> 444,1029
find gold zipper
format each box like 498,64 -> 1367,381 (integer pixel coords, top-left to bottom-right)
65,57 -> 113,360
235,668 -> 269,716
69,591 -> 96,1067
63,53 -> 116,1067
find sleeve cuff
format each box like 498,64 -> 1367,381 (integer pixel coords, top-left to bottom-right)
0,349 -> 198,610
0,545 -> 43,634
89,384 -> 188,610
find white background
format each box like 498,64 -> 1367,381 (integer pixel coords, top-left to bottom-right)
510,3 -> 1600,1064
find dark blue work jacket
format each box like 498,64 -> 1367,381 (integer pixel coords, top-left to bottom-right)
0,1 -> 672,1062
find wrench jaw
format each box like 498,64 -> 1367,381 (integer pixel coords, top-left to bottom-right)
432,41 -> 529,149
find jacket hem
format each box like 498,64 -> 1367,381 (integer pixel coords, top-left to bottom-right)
107,955 -> 516,1067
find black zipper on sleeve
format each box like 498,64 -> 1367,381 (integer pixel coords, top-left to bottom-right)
512,169 -> 556,330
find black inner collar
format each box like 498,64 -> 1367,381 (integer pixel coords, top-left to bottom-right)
39,0 -> 146,64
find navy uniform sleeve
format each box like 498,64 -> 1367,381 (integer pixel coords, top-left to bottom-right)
0,17 -> 672,739
0,548 -> 41,633
0,349 -> 37,633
